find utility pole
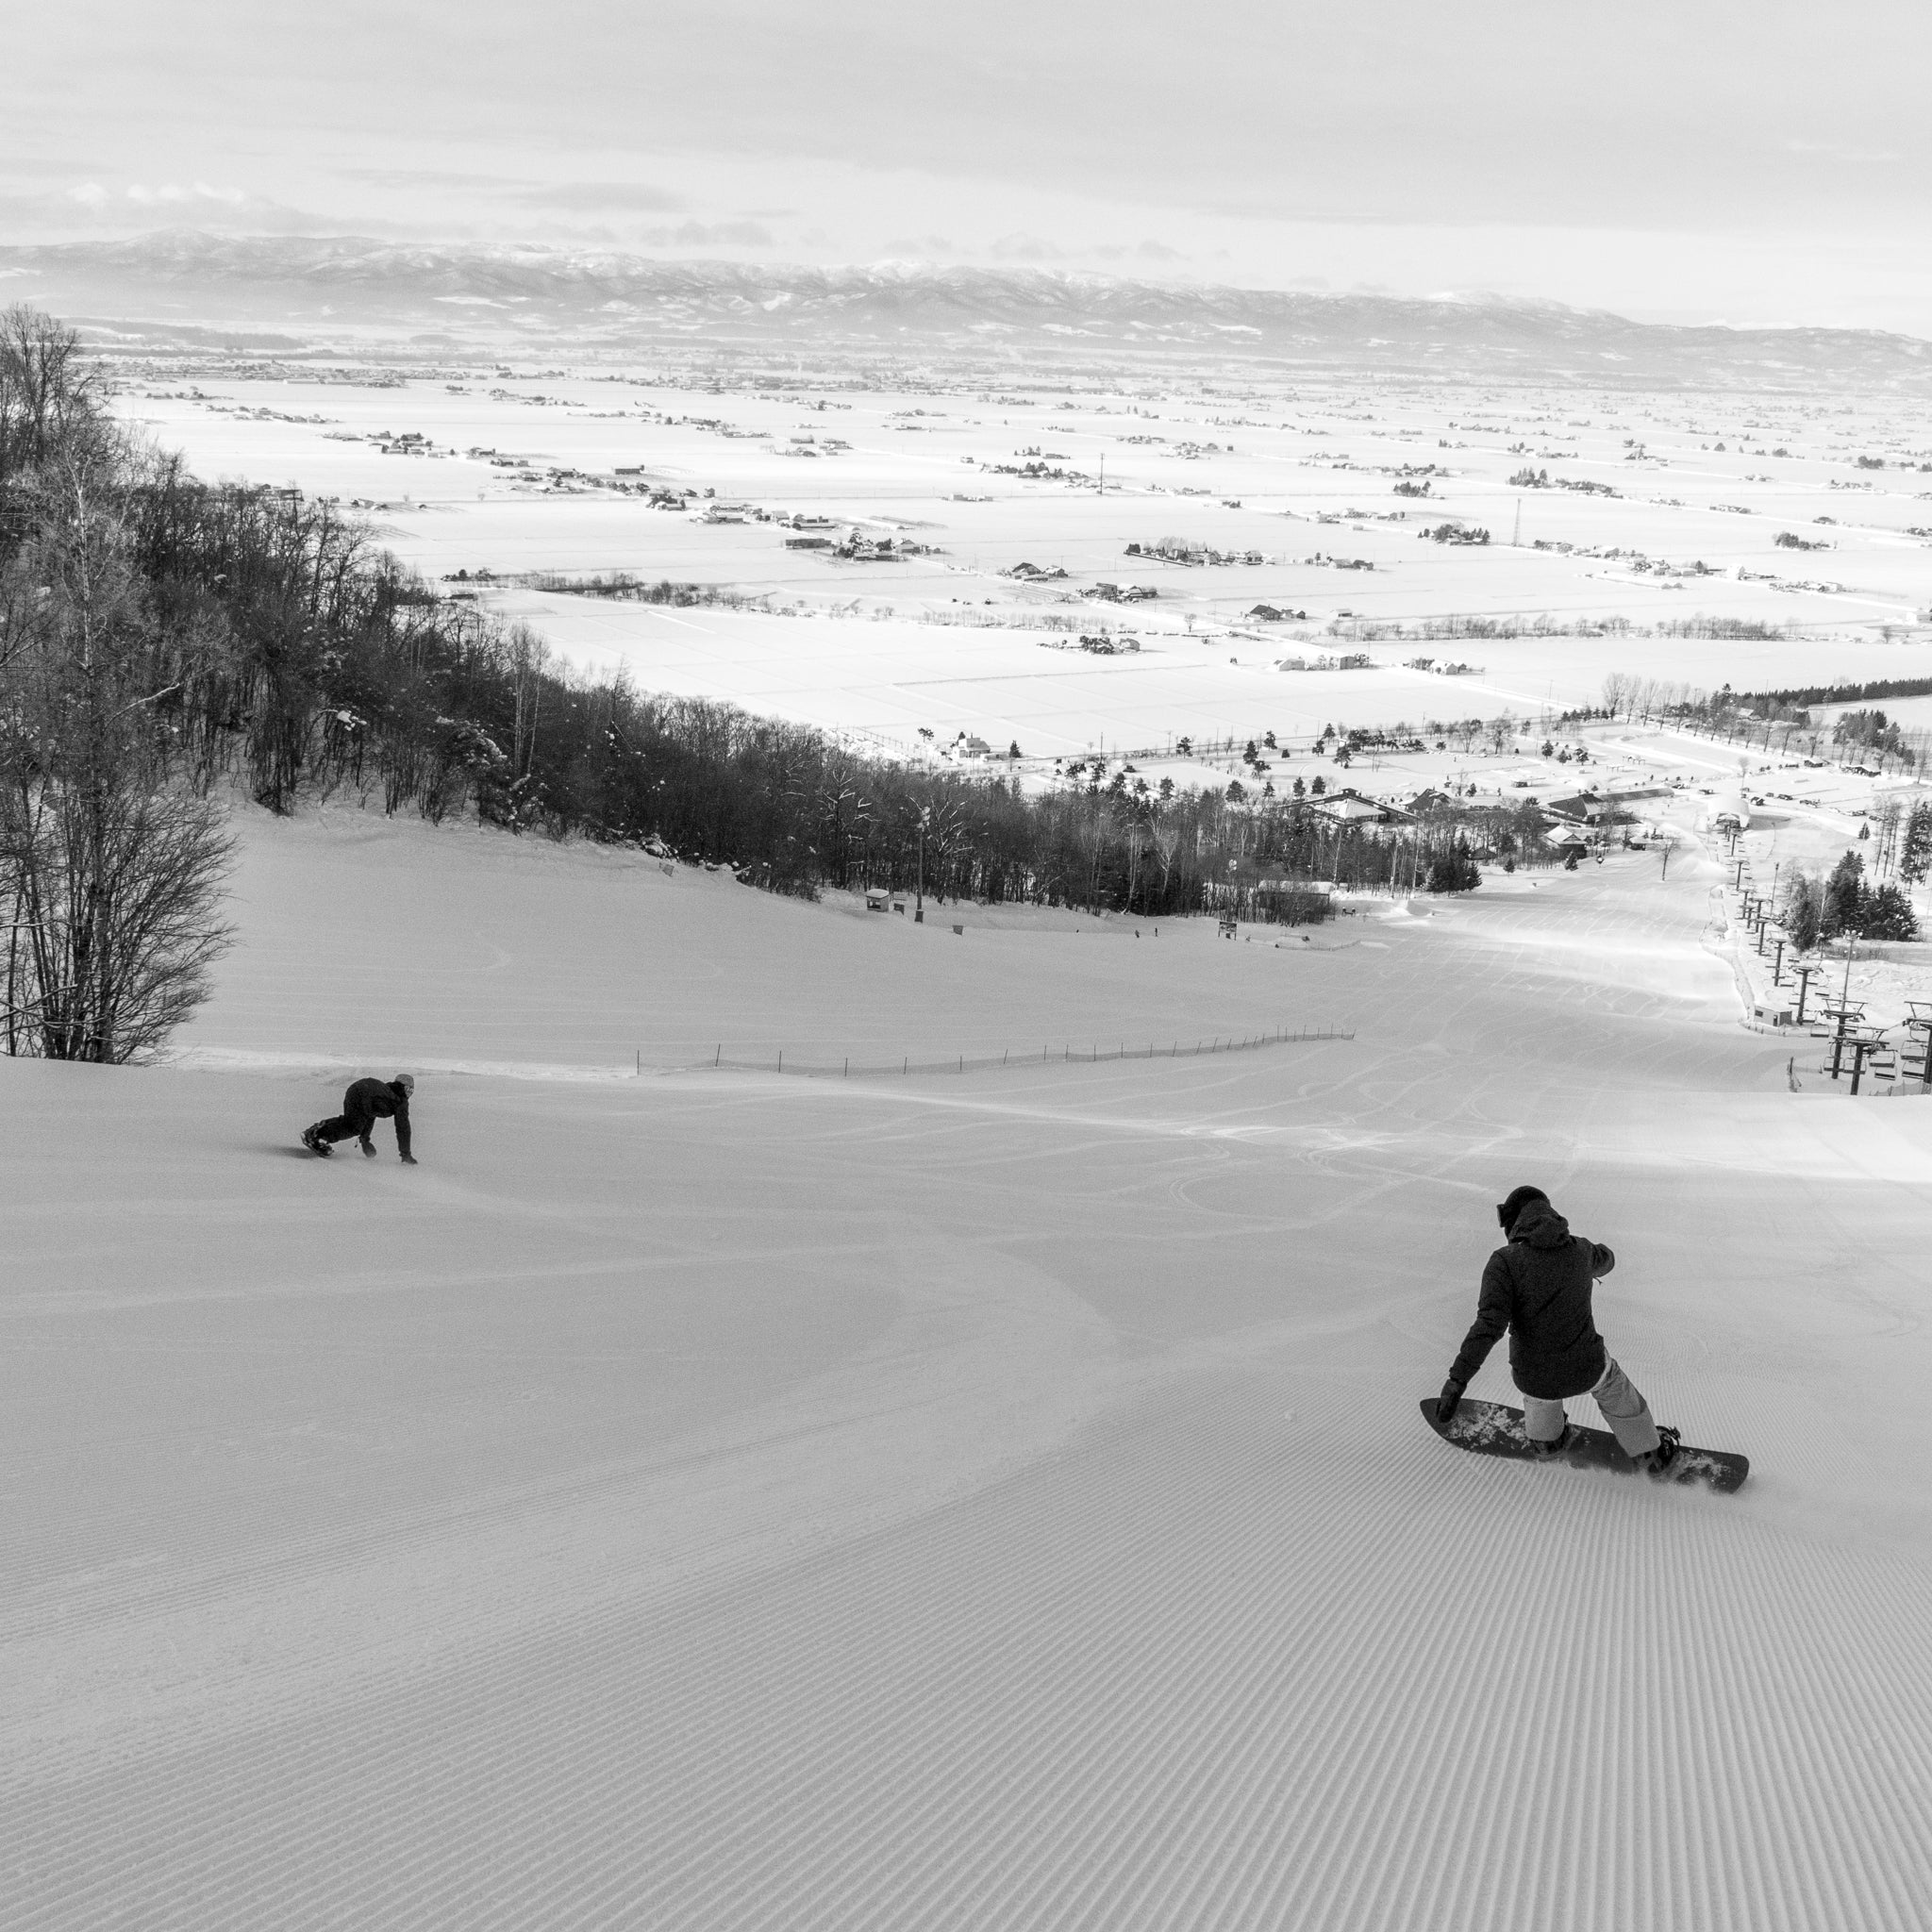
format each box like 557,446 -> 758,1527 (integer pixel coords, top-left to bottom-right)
915,808 -> 927,924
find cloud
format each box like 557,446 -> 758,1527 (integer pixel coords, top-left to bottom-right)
76,181 -> 252,209
4,158 -> 100,179
514,181 -> 688,213
990,233 -> 1066,262
8,180 -> 350,237
1779,140 -> 1901,164
637,220 -> 774,247
340,167 -> 522,191
882,234 -> 955,257
1092,240 -> 1188,264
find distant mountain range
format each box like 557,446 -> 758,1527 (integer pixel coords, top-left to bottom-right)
5,232 -> 1930,389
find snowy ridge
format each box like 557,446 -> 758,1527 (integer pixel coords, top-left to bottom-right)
14,233 -> 1932,385
170,1044 -> 645,1083
168,1024 -> 1355,1084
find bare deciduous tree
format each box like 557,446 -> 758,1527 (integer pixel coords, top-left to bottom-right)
1,480 -> 234,1061
0,305 -> 112,524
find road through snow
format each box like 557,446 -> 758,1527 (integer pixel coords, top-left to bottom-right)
7,808 -> 1932,1928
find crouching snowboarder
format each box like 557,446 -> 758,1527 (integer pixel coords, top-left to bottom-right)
1437,1185 -> 1678,1474
303,1074 -> 417,1163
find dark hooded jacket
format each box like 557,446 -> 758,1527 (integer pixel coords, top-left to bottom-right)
1449,1198 -> 1613,1400
341,1076 -> 411,1158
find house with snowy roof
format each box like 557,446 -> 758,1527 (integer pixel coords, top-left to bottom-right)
1308,788 -> 1413,826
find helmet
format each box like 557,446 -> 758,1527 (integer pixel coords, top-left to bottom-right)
394,1073 -> 416,1096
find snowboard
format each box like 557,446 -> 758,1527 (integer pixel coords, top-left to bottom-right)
1422,1396 -> 1749,1494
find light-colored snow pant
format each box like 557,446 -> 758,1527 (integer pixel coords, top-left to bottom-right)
1523,1357 -> 1659,1459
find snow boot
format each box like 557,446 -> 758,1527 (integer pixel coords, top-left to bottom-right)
302,1126 -> 331,1157
1637,1426 -> 1682,1477
1526,1426 -> 1572,1458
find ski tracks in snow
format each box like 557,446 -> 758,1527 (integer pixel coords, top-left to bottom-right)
11,1373 -> 1932,1930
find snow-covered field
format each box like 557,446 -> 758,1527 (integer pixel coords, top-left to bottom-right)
10,803 -> 1932,1928
114,366 -> 1932,772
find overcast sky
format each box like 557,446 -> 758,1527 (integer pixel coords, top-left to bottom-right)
11,1 -> 1932,330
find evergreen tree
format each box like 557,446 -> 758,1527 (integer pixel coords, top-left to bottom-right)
1901,802 -> 1932,885
1823,851 -> 1865,937
1782,874 -> 1824,953
1862,884 -> 1920,941
1426,839 -> 1481,893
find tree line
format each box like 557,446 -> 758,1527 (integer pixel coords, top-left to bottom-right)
1597,671 -> 1932,776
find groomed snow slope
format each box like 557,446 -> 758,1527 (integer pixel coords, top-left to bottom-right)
8,809 -> 1932,1929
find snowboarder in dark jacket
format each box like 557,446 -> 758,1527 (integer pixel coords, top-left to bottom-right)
303,1075 -> 416,1162
1437,1186 -> 1677,1472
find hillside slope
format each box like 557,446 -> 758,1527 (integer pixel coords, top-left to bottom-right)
8,807 -> 1932,1929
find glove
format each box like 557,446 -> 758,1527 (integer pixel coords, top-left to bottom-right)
360,1142 -> 378,1158
1436,1379 -> 1465,1426
400,1155 -> 417,1165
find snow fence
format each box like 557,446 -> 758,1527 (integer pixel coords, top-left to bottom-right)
701,1024 -> 1354,1079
